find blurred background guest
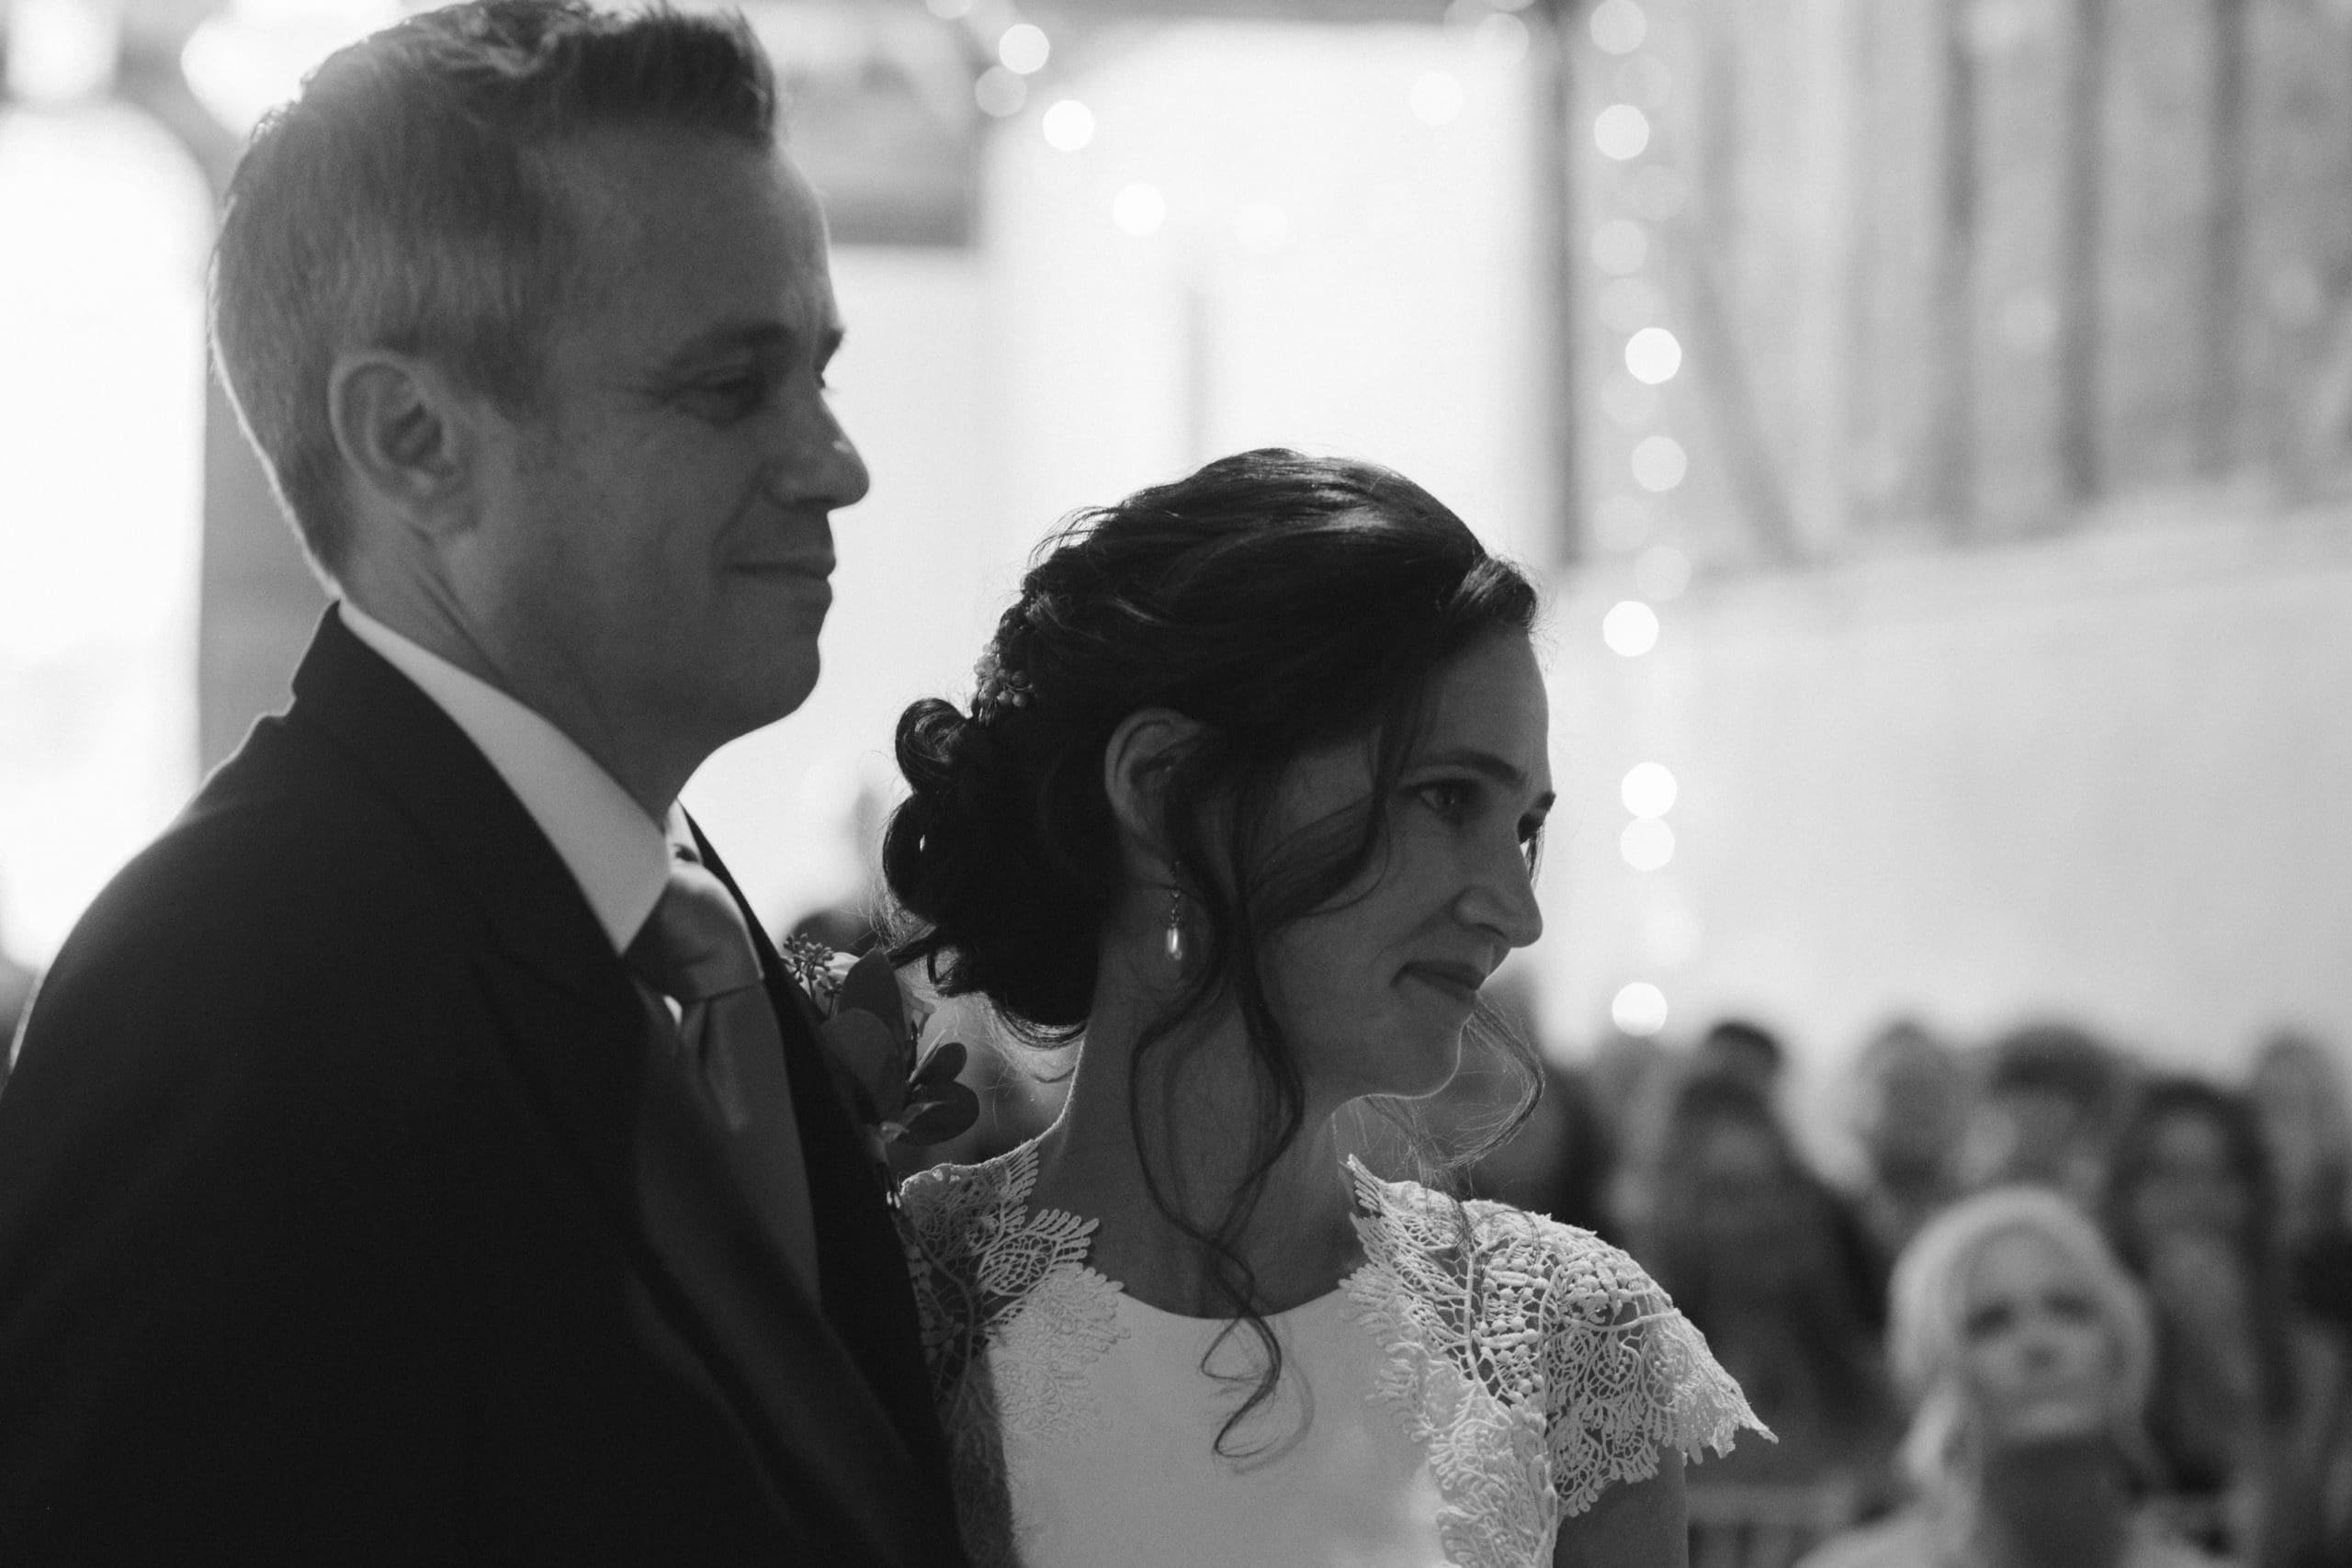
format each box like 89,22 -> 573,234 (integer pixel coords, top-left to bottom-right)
1457,968 -> 1621,1238
2101,1078 -> 2316,1563
0,890 -> 37,1097
1797,1186 -> 2223,1568
1697,1014 -> 1789,1101
1960,1022 -> 2132,1204
1846,1017 -> 1971,1290
1463,1049 -> 1621,1240
2246,1032 -> 2352,1566
1634,1072 -> 1898,1495
2247,1032 -> 2352,1286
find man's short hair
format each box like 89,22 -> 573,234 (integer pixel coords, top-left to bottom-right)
210,0 -> 778,580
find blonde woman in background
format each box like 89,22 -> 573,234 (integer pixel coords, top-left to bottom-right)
1797,1186 -> 2227,1568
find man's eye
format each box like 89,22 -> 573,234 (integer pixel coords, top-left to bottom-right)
706,377 -> 769,412
673,370 -> 774,424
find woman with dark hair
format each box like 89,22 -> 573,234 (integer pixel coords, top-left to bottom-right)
1633,1074 -> 1898,1495
886,451 -> 1762,1567
2101,1077 -> 2315,1562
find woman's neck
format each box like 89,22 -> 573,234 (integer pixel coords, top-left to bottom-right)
1970,1437 -> 2132,1568
1025,947 -> 1363,1316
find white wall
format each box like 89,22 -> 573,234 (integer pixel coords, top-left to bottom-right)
981,18 -> 1556,569
0,102 -> 210,963
1532,508 -> 2352,1102
684,244 -> 1000,933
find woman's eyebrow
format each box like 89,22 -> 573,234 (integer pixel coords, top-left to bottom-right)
1415,747 -> 1553,809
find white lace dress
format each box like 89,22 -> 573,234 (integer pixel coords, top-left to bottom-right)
897,1145 -> 1767,1568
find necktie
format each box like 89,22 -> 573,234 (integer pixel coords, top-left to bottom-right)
627,844 -> 820,1296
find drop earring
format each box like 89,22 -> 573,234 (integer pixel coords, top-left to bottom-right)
1163,887 -> 1187,967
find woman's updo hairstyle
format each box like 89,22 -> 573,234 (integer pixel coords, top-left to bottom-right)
884,447 -> 1538,1039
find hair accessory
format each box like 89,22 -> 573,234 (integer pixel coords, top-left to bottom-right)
970,643 -> 1033,722
1164,886 -> 1187,967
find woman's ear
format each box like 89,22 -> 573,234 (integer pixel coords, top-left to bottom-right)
1102,706 -> 1204,872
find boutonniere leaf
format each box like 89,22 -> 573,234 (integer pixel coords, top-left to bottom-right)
808,947 -> 978,1151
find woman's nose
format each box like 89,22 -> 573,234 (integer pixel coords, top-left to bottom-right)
1460,844 -> 1544,950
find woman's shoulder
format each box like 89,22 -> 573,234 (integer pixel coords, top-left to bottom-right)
898,1142 -> 1040,1238
2126,1514 -> 2237,1568
1342,1158 -> 1770,1516
1345,1156 -> 1685,1327
1789,1507 -> 1939,1568
898,1142 -> 1097,1291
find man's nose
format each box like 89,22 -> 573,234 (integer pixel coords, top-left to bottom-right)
771,391 -> 870,511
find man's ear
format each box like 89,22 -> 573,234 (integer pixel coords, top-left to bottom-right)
1102,706 -> 1204,871
325,351 -> 490,538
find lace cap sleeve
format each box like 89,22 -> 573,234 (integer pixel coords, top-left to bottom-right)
1344,1157 -> 1770,1562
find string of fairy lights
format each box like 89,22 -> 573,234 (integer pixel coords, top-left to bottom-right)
922,0 -> 1692,1045
922,0 -> 1539,238
1582,0 -> 1691,1043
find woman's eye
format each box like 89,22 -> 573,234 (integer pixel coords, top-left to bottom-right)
1415,780 -> 1476,822
2047,1291 -> 2098,1323
1964,1303 -> 2014,1339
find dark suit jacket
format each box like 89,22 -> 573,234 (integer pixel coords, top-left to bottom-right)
0,610 -> 967,1564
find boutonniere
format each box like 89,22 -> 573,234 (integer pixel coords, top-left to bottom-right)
777,937 -> 980,1163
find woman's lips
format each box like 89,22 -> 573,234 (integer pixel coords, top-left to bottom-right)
1401,961 -> 1486,1005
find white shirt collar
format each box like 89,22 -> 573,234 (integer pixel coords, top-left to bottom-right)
339,602 -> 674,953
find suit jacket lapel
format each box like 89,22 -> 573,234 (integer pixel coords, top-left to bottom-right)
281,610 -> 944,1546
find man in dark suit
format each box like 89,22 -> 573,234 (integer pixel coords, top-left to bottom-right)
0,3 -> 967,1561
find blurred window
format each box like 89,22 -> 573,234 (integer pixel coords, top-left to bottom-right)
0,94 -> 211,960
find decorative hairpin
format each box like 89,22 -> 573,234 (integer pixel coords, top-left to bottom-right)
971,644 -> 1034,720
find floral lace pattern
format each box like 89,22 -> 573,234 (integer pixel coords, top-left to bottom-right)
898,1146 -> 1767,1568
1345,1156 -> 1767,1566
898,1147 -> 1126,1566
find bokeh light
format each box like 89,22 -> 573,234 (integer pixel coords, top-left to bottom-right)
974,65 -> 1026,118
1611,981 -> 1669,1036
1622,761 -> 1679,818
1621,817 -> 1676,870
1600,378 -> 1661,430
1631,434 -> 1688,492
1597,276 -> 1665,333
1409,71 -> 1465,126
1041,98 -> 1095,152
1475,12 -> 1531,65
1592,495 -> 1649,551
1594,104 -> 1651,161
1634,544 -> 1691,600
1111,182 -> 1167,237
1612,54 -> 1675,111
1591,218 -> 1648,276
998,23 -> 1051,75
1601,599 -> 1660,657
1628,164 -> 1688,221
1625,325 -> 1682,384
1590,0 -> 1647,56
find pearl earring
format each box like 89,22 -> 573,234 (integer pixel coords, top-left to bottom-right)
1164,887 -> 1187,967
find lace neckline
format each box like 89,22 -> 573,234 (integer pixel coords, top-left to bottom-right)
897,1140 -> 1770,1568
1110,1269 -> 1367,1328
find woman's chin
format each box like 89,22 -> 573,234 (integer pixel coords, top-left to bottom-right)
1988,1399 -> 2109,1451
